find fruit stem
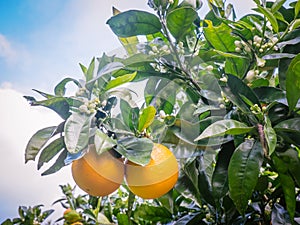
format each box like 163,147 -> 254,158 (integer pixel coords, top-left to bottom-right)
127,190 -> 135,225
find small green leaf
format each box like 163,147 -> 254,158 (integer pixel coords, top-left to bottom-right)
271,0 -> 286,13
228,140 -> 264,215
295,0 -> 300,18
94,129 -> 117,154
54,78 -> 80,96
286,54 -> 300,110
138,106 -> 156,132
166,6 -> 197,40
30,97 -> 70,119
278,172 -> 296,222
107,10 -> 162,37
105,71 -> 137,90
212,141 -> 235,201
120,99 -> 139,132
256,6 -> 279,33
116,137 -> 153,166
64,112 -> 93,153
37,136 -> 65,169
25,126 -> 57,163
41,149 -> 68,176
86,57 -> 95,82
194,119 -> 254,141
264,116 -> 277,156
274,118 -> 300,132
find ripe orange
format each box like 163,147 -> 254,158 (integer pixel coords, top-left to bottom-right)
125,143 -> 178,199
71,145 -> 124,197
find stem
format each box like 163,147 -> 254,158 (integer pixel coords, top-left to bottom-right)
94,197 -> 102,221
127,191 -> 135,225
257,123 -> 269,158
158,14 -> 202,94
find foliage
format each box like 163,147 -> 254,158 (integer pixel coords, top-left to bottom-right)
20,0 -> 300,224
1,205 -> 53,225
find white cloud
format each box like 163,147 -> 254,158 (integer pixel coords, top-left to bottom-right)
0,34 -> 18,64
0,87 -> 77,220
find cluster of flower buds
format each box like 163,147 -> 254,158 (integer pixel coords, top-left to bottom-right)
252,35 -> 279,53
234,40 -> 251,54
149,44 -> 171,56
79,97 -> 101,114
75,87 -> 88,96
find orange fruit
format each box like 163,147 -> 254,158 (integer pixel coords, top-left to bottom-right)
71,145 -> 124,197
125,143 -> 178,199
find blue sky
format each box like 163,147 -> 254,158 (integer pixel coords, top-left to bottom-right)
0,0 -> 261,222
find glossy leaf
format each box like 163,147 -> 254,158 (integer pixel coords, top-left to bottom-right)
255,6 -> 279,33
271,0 -> 286,13
221,74 -> 260,123
253,86 -> 285,103
133,204 -> 172,223
107,10 -> 162,37
203,20 -> 236,52
86,57 -> 95,82
64,112 -> 93,153
264,116 -> 277,156
194,119 -> 254,141
105,71 -> 137,90
37,136 -> 65,169
54,78 -> 80,96
274,118 -> 300,132
29,97 -> 70,119
116,137 -> 153,166
276,148 -> 300,187
41,149 -> 68,176
25,126 -> 57,163
120,99 -> 139,132
138,106 -> 156,132
278,172 -> 296,222
295,0 -> 300,17
166,6 -> 197,40
286,53 -> 300,110
212,141 -> 235,201
228,140 -> 264,215
94,129 -> 117,154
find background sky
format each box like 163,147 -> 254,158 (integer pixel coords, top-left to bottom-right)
0,0 -> 269,222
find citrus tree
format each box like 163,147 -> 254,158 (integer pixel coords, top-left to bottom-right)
17,0 -> 300,224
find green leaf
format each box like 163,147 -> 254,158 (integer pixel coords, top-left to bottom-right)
228,140 -> 264,215
138,106 -> 156,132
221,74 -> 260,123
107,10 -> 162,37
295,0 -> 300,18
194,119 -> 254,141
276,148 -> 300,187
133,204 -> 172,223
25,126 -> 57,163
105,71 -> 137,90
286,53 -> 300,111
30,97 -> 70,119
86,57 -> 95,82
203,20 -> 236,52
41,149 -> 67,176
116,137 -> 153,166
255,6 -> 279,33
166,6 -> 197,40
264,116 -> 277,156
94,129 -> 117,154
64,112 -> 93,153
274,118 -> 300,132
253,87 -> 285,103
54,78 -> 80,97
271,0 -> 286,13
212,141 -> 235,201
120,99 -> 139,132
278,172 -> 296,222
37,136 -> 65,169
112,7 -> 140,56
